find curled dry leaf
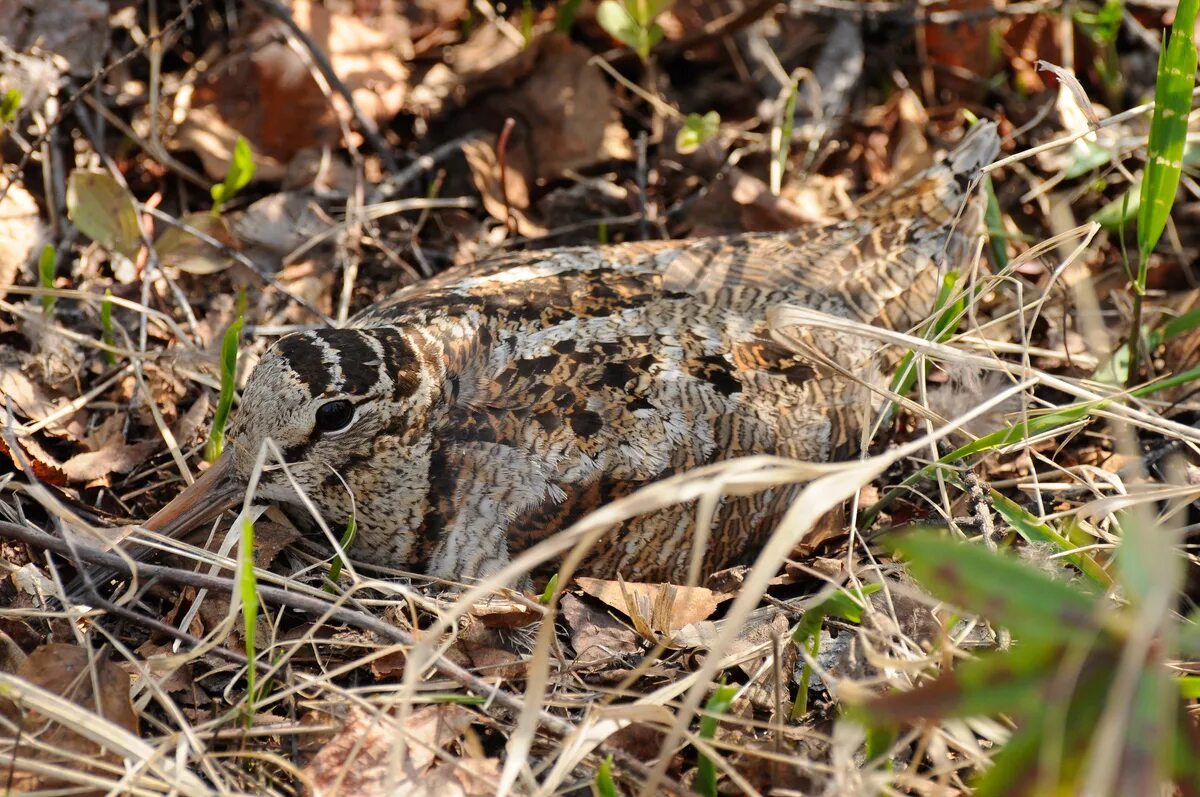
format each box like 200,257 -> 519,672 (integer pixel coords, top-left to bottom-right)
0,179 -> 43,296
233,192 -> 335,256
0,643 -> 137,794
574,576 -> 729,644
303,704 -> 496,797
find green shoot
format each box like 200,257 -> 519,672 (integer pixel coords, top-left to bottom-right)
539,572 -> 559,605
521,0 -> 535,45
596,0 -> 671,61
204,289 -> 246,462
325,513 -> 357,591
676,111 -> 720,155
1128,0 -> 1197,383
555,0 -> 584,32
695,681 -> 738,797
771,76 -> 799,195
210,136 -> 256,214
100,289 -> 117,366
597,220 -> 609,245
239,514 -> 259,726
594,754 -> 619,797
37,244 -> 56,316
790,584 -> 881,718
0,88 -> 21,123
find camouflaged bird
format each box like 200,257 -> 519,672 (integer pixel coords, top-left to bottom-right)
142,122 -> 1000,584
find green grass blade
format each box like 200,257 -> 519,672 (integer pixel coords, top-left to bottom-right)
100,289 -> 117,366
989,491 -> 1112,589
695,683 -> 738,797
325,513 -> 357,591
1137,0 -> 1198,262
595,754 -> 620,797
204,294 -> 245,462
239,514 -> 258,725
38,244 -> 56,315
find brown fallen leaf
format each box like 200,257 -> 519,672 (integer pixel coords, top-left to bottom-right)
61,439 -> 158,484
174,0 -> 411,179
457,616 -> 528,680
155,212 -> 237,275
467,596 -> 541,628
0,0 -> 108,77
0,643 -> 137,794
303,704 -> 496,797
0,434 -> 68,487
0,352 -> 84,438
561,593 -> 639,669
462,135 -> 546,237
458,33 -> 632,234
574,577 -> 730,644
684,168 -> 826,236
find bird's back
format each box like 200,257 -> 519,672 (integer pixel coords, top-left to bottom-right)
340,123 -> 999,582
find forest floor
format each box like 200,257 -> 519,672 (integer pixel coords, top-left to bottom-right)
1,1 -> 1199,795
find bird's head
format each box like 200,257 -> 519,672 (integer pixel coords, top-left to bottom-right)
143,326 -> 444,565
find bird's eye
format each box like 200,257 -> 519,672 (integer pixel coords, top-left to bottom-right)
315,399 -> 355,433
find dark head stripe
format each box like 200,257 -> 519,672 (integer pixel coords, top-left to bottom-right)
276,333 -> 332,396
370,327 -> 421,399
319,329 -> 382,396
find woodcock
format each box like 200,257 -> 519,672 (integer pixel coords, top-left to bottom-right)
139,122 -> 1000,585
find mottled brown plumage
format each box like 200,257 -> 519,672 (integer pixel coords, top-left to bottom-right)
142,123 -> 999,584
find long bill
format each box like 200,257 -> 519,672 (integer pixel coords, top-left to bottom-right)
142,448 -> 244,542
66,450 -> 244,600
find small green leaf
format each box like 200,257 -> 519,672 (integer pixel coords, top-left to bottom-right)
675,111 -> 720,154
1064,138 -> 1113,179
66,170 -> 142,260
1091,185 -> 1140,229
596,1 -> 641,50
886,530 -> 1104,644
0,88 -> 21,123
595,754 -> 620,797
37,244 -> 56,315
211,136 -> 256,213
